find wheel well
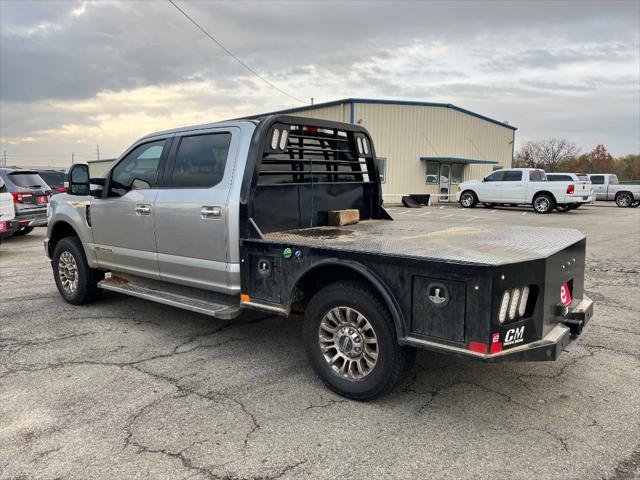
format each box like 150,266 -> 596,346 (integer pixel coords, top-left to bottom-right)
290,263 -> 406,338
48,222 -> 79,257
461,189 -> 476,197
615,190 -> 633,199
533,191 -> 556,201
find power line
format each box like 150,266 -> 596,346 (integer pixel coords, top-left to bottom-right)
167,0 -> 307,105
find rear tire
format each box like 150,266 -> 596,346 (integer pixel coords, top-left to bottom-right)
13,226 -> 34,236
615,192 -> 634,208
533,193 -> 556,214
304,280 -> 415,401
556,204 -> 571,212
52,236 -> 104,305
632,200 -> 640,208
482,203 -> 495,208
459,191 -> 478,208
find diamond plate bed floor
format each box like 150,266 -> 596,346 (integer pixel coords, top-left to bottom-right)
260,219 -> 585,265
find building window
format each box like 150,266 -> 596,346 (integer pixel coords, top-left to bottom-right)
426,162 -> 439,184
375,157 -> 387,184
450,164 -> 464,184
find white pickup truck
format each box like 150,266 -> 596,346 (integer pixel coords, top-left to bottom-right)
456,168 -> 592,214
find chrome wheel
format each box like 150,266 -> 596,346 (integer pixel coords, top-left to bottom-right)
534,196 -> 550,213
616,193 -> 632,207
58,251 -> 79,296
460,192 -> 475,207
318,306 -> 378,380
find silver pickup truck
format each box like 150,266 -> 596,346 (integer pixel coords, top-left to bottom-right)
587,173 -> 640,207
46,115 -> 594,400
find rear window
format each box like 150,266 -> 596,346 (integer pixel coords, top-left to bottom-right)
576,174 -> 589,182
609,175 -> 619,185
590,175 -> 604,184
8,172 -> 47,188
503,170 -> 523,181
547,174 -> 571,181
39,171 -> 65,188
170,133 -> 231,188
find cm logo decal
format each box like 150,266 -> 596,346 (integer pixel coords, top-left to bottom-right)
504,326 -> 525,346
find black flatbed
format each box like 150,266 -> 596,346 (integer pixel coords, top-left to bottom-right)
261,219 -> 585,266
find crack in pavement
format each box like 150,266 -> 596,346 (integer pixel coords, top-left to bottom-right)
304,396 -> 347,410
519,427 -> 570,453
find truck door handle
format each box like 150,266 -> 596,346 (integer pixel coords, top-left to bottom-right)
135,204 -> 152,216
201,206 -> 221,218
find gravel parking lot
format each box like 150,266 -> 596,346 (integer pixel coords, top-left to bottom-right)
1,204 -> 639,480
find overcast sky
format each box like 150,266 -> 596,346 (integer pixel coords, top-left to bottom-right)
1,0 -> 638,167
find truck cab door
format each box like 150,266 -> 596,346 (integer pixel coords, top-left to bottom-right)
589,175 -> 606,200
479,170 -> 505,202
153,127 -> 240,294
90,138 -> 170,278
501,170 -> 525,203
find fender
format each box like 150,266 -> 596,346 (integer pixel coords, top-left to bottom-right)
46,196 -> 97,268
288,258 -> 408,341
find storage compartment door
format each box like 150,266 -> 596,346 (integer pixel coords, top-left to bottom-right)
411,276 -> 466,343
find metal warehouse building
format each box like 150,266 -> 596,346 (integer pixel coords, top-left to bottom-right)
252,98 -> 516,204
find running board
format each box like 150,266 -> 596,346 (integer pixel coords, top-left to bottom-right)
98,275 -> 242,320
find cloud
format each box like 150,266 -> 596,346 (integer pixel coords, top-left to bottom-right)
0,0 -> 639,164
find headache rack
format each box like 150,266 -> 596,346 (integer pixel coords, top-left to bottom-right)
258,124 -> 376,185
243,116 -> 388,235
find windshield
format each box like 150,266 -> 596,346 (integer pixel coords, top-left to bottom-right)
8,172 -> 47,188
38,171 -> 65,188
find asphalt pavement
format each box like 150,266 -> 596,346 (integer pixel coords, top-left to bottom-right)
1,203 -> 639,480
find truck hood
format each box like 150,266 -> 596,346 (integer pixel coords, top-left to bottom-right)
459,179 -> 483,188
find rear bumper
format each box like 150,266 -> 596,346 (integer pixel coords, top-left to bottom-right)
488,295 -> 593,362
15,210 -> 48,227
0,219 -> 20,238
403,296 -> 594,362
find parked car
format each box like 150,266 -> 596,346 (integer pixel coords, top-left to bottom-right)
37,169 -> 67,195
587,174 -> 640,207
46,116 -> 593,400
0,168 -> 51,235
457,168 -> 592,213
544,172 -> 594,211
0,177 -> 20,241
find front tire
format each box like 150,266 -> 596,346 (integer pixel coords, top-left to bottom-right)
533,193 -> 556,214
459,191 -> 478,208
615,192 -> 634,208
52,236 -> 104,305
304,281 -> 415,401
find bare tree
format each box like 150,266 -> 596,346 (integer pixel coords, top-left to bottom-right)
516,139 -> 579,171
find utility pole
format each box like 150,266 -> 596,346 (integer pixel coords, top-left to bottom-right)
2,151 -> 6,167
71,152 -> 75,164
96,144 -> 100,161
310,97 -> 314,105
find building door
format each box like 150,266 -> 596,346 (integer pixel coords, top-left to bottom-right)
439,164 -> 451,202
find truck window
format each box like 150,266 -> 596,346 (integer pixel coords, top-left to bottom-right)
590,175 -> 604,184
376,157 -> 387,184
529,170 -> 547,181
170,133 -> 231,188
547,174 -> 571,181
609,175 -> 619,185
503,170 -> 523,181
576,174 -> 588,182
110,140 -> 165,196
484,170 -> 505,182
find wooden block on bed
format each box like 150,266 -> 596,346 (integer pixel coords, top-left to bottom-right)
328,209 -> 360,226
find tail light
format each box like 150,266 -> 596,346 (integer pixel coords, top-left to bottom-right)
498,285 -> 534,324
55,187 -> 66,193
11,192 -> 34,204
566,184 -> 575,194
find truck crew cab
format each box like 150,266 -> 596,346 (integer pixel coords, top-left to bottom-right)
46,116 -> 593,400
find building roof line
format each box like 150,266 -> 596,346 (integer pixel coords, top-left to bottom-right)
245,98 -> 517,131
420,156 -> 500,165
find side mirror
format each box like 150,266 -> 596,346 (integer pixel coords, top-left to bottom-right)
66,164 -> 90,196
